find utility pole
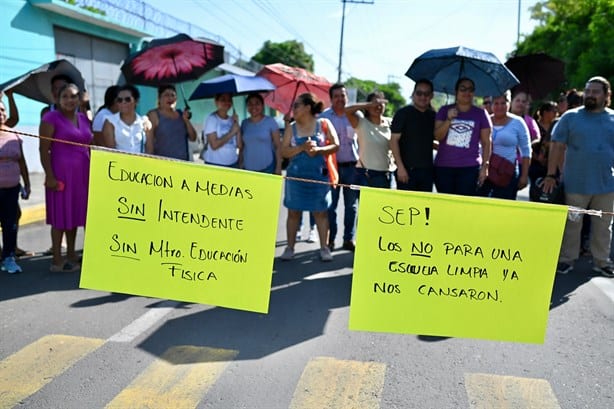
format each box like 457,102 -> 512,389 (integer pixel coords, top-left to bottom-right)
516,0 -> 521,48
337,0 -> 374,83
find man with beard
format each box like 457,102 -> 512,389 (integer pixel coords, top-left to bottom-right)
543,76 -> 614,277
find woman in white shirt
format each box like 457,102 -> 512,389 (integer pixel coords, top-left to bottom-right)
102,84 -> 153,154
345,91 -> 394,188
202,92 -> 241,167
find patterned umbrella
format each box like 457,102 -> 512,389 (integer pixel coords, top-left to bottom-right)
257,63 -> 331,114
189,74 -> 275,100
121,33 -> 224,86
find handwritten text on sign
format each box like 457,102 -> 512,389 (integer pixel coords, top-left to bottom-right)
80,149 -> 282,313
349,188 -> 567,343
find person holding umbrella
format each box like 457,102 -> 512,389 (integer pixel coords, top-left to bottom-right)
147,84 -> 197,161
433,78 -> 492,195
202,92 -> 241,168
280,93 -> 339,262
240,93 -> 281,174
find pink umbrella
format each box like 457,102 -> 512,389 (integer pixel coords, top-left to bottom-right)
121,33 -> 224,86
257,63 -> 331,114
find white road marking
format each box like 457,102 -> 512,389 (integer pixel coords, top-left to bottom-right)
107,300 -> 180,343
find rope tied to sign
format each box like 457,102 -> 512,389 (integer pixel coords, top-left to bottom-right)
3,127 -> 613,218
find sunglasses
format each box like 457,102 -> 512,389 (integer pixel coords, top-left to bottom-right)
414,90 -> 431,97
459,86 -> 475,93
483,100 -> 492,105
116,96 -> 134,103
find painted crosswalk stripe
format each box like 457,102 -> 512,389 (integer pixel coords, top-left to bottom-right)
105,345 -> 238,409
465,372 -> 561,408
0,334 -> 105,409
289,356 -> 386,409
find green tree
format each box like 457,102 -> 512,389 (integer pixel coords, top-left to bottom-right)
515,0 -> 614,92
345,77 -> 406,116
251,40 -> 315,72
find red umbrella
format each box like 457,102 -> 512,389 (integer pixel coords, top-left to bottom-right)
257,63 -> 331,114
121,33 -> 224,86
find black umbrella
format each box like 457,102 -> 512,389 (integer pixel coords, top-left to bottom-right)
505,53 -> 566,99
406,46 -> 519,97
0,59 -> 86,104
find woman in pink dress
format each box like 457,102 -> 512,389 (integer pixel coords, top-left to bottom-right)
39,83 -> 92,272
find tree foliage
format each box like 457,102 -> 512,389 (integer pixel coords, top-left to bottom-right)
251,40 -> 315,72
515,0 -> 614,92
344,77 -> 406,116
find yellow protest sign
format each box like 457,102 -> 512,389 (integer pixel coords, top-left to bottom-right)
80,149 -> 282,313
349,188 -> 567,343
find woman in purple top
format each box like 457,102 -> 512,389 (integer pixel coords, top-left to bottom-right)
433,78 -> 492,196
39,83 -> 92,272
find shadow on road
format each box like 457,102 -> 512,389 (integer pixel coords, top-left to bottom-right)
549,255 -> 601,309
137,249 -> 355,362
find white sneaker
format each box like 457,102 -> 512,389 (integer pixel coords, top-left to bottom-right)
1,256 -> 22,274
319,247 -> 333,262
307,228 -> 318,243
295,231 -> 302,241
280,247 -> 295,261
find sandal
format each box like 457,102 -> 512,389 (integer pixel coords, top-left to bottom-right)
63,262 -> 81,272
49,264 -> 66,272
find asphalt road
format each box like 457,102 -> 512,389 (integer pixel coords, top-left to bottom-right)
1,175 -> 613,409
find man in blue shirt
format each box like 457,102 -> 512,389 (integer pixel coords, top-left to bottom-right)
319,83 -> 359,251
544,76 -> 614,277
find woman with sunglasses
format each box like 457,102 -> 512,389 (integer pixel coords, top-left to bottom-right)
280,93 -> 339,262
147,84 -> 197,161
39,83 -> 93,272
433,77 -> 492,195
102,84 -> 153,154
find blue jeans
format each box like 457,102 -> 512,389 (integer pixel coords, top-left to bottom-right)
434,166 -> 480,196
396,167 -> 434,192
328,164 -> 358,243
0,185 -> 19,259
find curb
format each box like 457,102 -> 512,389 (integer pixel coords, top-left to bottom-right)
20,204 -> 46,226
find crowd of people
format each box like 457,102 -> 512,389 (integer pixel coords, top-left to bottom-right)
0,74 -> 612,278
